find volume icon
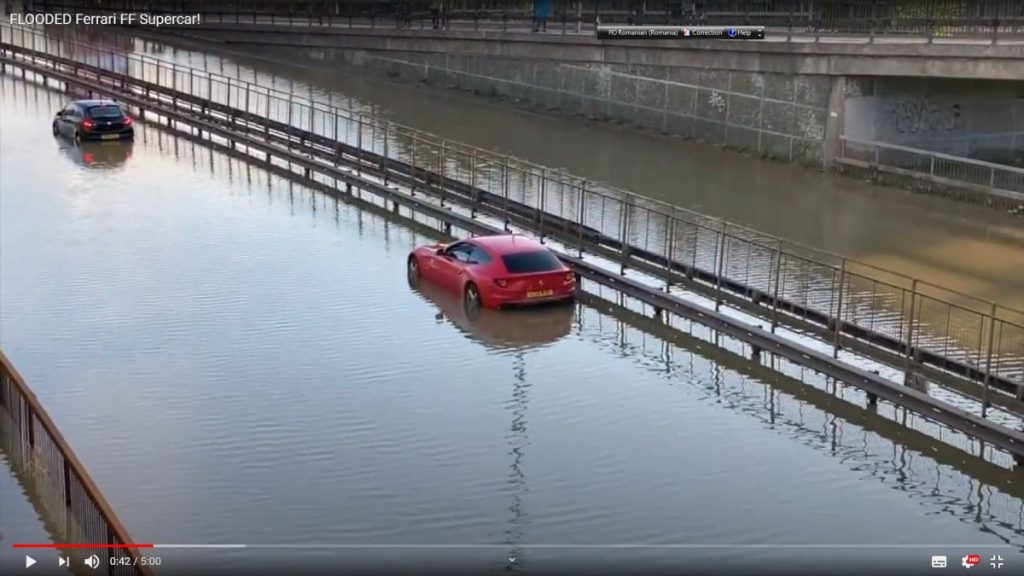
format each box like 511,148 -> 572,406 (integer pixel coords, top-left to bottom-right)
84,554 -> 100,570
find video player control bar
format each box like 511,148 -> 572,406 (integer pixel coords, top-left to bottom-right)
596,25 -> 765,40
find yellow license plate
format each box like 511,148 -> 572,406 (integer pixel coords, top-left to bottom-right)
101,134 -> 119,140
527,290 -> 554,298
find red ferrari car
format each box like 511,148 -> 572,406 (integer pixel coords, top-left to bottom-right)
408,234 -> 576,310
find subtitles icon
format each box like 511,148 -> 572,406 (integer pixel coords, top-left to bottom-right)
931,555 -> 947,568
962,554 -> 981,569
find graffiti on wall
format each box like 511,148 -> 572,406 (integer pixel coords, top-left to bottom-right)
888,98 -> 961,135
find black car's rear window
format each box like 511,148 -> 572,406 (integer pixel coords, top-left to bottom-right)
501,250 -> 562,274
86,105 -> 124,119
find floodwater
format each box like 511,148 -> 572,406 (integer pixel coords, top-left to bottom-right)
1,72 -> 1024,576
120,32 -> 1024,311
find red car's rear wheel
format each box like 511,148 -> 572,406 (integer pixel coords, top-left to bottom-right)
406,256 -> 420,286
464,282 -> 481,310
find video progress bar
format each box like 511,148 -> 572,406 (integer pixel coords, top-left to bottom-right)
16,543 -> 1017,550
154,544 -> 1017,550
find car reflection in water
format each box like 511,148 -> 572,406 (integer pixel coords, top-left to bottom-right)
409,269 -> 575,352
56,139 -> 133,170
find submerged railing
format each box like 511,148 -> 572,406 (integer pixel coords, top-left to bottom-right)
2,24 -> 1023,408
0,351 -> 154,576
838,136 -> 1024,204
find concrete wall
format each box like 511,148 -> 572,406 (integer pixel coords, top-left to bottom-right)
843,78 -> 1024,165
320,47 -> 833,166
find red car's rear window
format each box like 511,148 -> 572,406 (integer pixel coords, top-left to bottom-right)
501,250 -> 562,273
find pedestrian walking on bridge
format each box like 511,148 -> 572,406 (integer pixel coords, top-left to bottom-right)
533,0 -> 550,31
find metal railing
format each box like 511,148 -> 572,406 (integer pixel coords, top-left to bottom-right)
3,24 -> 1023,410
0,351 -> 154,576
838,136 -> 1024,205
22,0 -> 1024,41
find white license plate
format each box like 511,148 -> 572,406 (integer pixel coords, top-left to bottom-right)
101,134 -> 119,140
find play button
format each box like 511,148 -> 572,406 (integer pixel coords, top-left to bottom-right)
25,555 -> 36,568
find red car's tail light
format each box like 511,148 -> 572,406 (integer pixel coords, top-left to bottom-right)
564,272 -> 574,282
494,279 -> 508,288
81,119 -> 94,131
124,115 -> 133,126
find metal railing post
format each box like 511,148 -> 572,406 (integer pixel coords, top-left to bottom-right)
264,94 -> 271,137
538,170 -> 547,241
982,302 -> 997,418
577,181 -> 586,257
502,156 -> 510,230
439,139 -> 447,206
356,113 -> 362,176
833,258 -> 847,358
409,133 -> 418,196
664,216 -> 676,289
714,221 -> 728,311
619,199 -> 630,275
904,278 -> 919,381
771,239 -> 783,332
383,121 -> 389,187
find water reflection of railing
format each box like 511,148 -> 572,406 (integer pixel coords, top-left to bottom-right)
3,24 -> 1022,409
0,351 -> 153,576
573,304 -> 1024,548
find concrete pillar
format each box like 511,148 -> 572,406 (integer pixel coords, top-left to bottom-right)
823,76 -> 847,169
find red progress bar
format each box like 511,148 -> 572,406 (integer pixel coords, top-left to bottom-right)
13,544 -> 155,549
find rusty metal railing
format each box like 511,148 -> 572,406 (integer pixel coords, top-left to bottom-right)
0,351 -> 154,576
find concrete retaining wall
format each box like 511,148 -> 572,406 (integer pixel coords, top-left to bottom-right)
844,78 -> 1024,165
318,47 -> 833,166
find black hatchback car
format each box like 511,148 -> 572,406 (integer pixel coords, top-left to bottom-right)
52,100 -> 134,142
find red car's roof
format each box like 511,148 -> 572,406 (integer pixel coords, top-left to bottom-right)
470,234 -> 545,255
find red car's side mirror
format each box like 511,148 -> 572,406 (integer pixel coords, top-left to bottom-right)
435,248 -> 445,256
